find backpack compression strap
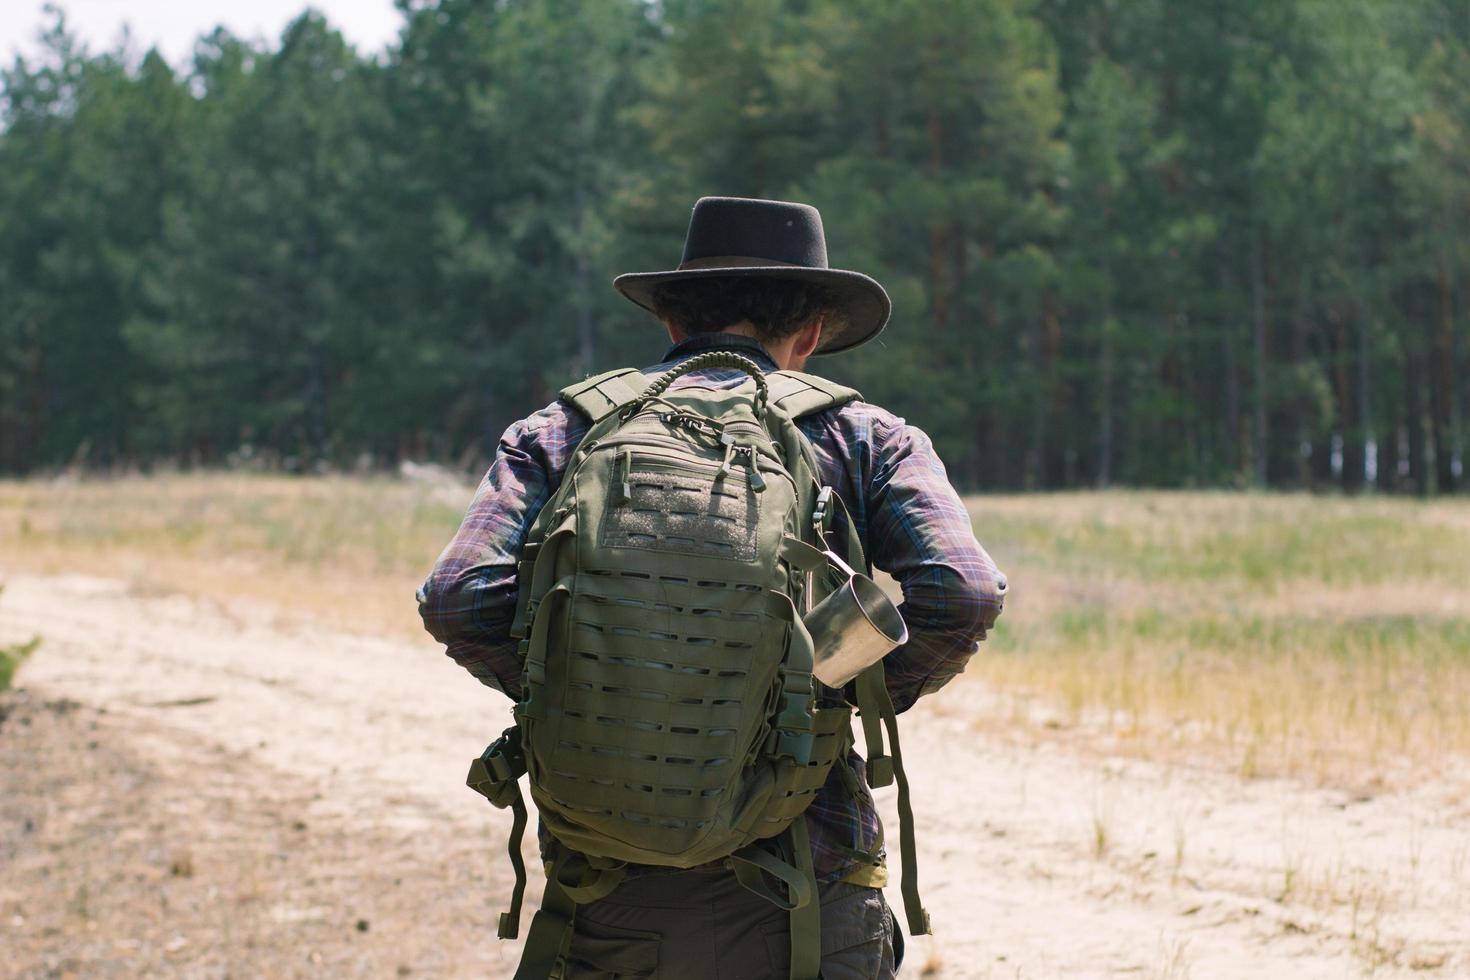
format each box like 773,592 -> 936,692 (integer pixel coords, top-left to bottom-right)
818,470 -> 934,941
559,367 -> 647,422
766,370 -> 860,421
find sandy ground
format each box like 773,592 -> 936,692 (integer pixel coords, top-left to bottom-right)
1,572 -> 1467,979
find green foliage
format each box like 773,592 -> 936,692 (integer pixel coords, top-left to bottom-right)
0,0 -> 1466,491
0,586 -> 40,691
0,637 -> 39,692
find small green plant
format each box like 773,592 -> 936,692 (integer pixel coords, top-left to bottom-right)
0,640 -> 39,690
0,587 -> 41,691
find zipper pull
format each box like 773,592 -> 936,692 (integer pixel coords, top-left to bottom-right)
742,447 -> 766,492
617,448 -> 633,503
718,432 -> 738,477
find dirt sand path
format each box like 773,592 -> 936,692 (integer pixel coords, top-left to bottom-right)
2,573 -> 1466,978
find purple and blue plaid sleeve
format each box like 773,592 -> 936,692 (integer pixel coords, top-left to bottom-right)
799,403 -> 1006,713
416,403 -> 587,699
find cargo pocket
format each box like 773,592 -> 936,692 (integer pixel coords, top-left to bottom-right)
762,882 -> 896,980
563,921 -> 660,979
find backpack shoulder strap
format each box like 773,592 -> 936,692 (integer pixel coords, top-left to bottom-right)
559,367 -> 647,422
767,370 -> 861,421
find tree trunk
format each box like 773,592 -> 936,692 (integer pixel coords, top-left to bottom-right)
1098,312 -> 1114,487
1432,265 -> 1457,492
1250,229 -> 1268,488
1377,420 -> 1401,492
1218,256 -> 1242,482
925,95 -> 949,336
1329,303 -> 1359,491
575,181 -> 596,378
1405,349 -> 1428,497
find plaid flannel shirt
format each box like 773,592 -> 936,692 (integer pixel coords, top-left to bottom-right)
418,332 -> 1006,883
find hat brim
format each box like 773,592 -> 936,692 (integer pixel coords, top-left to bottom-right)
613,265 -> 890,356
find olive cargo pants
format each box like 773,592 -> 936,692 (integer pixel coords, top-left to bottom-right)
561,864 -> 902,979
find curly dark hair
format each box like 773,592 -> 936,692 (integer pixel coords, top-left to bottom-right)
649,277 -> 834,342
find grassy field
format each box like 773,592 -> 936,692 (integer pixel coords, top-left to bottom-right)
967,493 -> 1470,787
2,474 -> 1468,788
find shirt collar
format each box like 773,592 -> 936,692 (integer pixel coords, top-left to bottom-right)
660,332 -> 779,371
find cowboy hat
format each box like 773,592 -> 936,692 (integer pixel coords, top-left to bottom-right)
613,196 -> 891,355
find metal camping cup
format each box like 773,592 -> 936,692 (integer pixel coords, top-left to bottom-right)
803,549 -> 909,688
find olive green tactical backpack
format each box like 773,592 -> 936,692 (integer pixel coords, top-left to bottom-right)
467,351 -> 929,980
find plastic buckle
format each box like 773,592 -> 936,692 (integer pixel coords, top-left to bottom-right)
772,730 -> 813,766
776,691 -> 811,732
467,729 -> 526,807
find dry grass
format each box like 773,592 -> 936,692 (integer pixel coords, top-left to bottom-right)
966,491 -> 1470,788
0,472 -> 473,642
4,476 -> 1468,789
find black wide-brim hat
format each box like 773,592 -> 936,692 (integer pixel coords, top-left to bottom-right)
614,196 -> 891,356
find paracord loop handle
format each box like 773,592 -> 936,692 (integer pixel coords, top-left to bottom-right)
633,351 -> 770,420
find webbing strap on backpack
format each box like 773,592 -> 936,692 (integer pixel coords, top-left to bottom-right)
854,666 -> 931,937
559,367 -> 648,423
766,370 -> 860,422
466,729 -> 533,939
727,821 -> 820,980
514,871 -> 576,980
821,481 -> 933,940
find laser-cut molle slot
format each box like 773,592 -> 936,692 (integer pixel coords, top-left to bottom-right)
599,685 -> 670,702
555,801 -> 612,817
585,594 -> 684,615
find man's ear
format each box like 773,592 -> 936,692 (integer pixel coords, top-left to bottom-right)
663,319 -> 686,344
793,315 -> 824,360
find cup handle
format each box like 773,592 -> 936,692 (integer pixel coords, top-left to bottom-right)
823,549 -> 859,581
